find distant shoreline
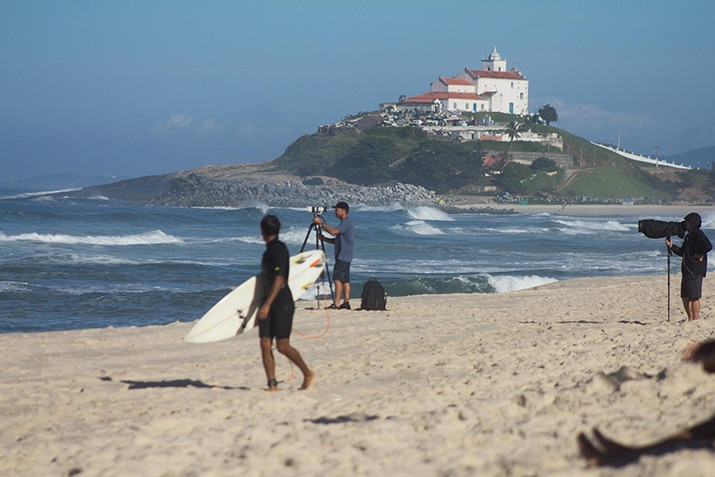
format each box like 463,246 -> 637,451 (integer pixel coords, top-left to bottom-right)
447,202 -> 713,217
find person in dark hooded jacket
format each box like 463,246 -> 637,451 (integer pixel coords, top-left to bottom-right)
666,212 -> 712,320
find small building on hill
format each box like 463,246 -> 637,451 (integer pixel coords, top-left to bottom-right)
382,47 -> 529,116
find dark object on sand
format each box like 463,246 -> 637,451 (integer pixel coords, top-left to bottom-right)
578,415 -> 715,467
578,339 -> 715,467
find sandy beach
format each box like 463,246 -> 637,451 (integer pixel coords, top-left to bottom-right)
452,201 -> 714,219
2,274 -> 715,476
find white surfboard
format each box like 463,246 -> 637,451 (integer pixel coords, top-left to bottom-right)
184,249 -> 326,343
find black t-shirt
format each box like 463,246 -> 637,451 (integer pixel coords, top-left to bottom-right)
261,239 -> 293,308
675,229 -> 712,278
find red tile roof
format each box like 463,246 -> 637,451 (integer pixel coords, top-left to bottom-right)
439,77 -> 473,86
467,69 -> 526,80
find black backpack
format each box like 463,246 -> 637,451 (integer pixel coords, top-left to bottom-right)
360,278 -> 387,311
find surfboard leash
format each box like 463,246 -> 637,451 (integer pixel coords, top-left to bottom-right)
282,289 -> 331,384
293,288 -> 331,340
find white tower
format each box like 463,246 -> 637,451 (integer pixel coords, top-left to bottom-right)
481,46 -> 507,72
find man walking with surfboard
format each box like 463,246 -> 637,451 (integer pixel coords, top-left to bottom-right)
313,201 -> 355,310
258,215 -> 314,391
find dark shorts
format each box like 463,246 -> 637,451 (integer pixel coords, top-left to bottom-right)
681,275 -> 704,300
258,301 -> 294,339
333,259 -> 351,283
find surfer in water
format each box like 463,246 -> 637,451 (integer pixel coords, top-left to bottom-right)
258,215 -> 314,391
313,201 -> 355,310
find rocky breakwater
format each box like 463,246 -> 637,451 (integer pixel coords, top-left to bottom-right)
148,173 -> 440,208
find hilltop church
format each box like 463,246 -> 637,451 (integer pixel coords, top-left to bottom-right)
383,47 -> 529,116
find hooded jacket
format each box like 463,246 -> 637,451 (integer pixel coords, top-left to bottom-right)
671,214 -> 712,278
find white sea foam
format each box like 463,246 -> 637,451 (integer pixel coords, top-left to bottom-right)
700,212 -> 715,230
487,274 -> 558,293
406,206 -> 454,221
553,218 -> 630,234
353,202 -> 406,212
0,281 -> 32,293
236,235 -> 265,245
392,220 -> 444,235
485,226 -> 549,235
279,226 -> 315,245
0,188 -> 82,200
0,230 -> 184,246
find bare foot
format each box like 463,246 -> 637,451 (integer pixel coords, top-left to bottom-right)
265,379 -> 278,392
300,371 -> 315,390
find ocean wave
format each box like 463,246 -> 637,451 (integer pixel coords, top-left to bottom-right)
406,206 -> 454,221
487,274 -> 558,293
552,218 -> 630,234
353,202 -> 407,213
372,273 -> 557,296
391,220 -> 444,235
0,230 -> 184,246
700,212 -> 715,230
482,226 -> 550,235
0,188 -> 83,200
0,281 -> 33,293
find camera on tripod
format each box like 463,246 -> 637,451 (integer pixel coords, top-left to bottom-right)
308,206 -> 328,214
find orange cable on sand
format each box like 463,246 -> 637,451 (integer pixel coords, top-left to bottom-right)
282,286 -> 331,383
293,285 -> 331,340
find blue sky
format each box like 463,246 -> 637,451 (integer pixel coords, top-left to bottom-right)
1,1 -> 714,179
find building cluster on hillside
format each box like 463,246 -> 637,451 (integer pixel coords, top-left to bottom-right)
321,47 -> 561,150
382,47 -> 528,116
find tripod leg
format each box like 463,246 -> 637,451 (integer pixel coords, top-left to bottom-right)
316,224 -> 335,305
667,246 -> 671,322
300,223 -> 317,253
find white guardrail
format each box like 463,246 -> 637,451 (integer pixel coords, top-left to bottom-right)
591,142 -> 691,170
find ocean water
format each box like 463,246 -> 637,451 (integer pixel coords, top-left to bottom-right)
1,189 -> 711,334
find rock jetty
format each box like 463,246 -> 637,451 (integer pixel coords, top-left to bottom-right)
147,173 -> 440,208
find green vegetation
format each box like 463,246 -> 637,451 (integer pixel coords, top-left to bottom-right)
272,126 -> 486,192
560,167 -> 673,200
268,112 -> 713,203
538,104 -> 558,125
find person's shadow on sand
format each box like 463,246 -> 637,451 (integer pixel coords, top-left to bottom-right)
578,340 -> 715,467
98,376 -> 248,390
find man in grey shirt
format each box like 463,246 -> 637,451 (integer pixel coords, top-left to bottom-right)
313,201 -> 355,309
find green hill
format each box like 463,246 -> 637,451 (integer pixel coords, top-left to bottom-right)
267,112 -> 713,204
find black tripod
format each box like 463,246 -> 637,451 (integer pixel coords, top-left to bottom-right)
300,220 -> 334,308
666,236 -> 672,322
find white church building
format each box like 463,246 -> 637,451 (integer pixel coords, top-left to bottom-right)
384,47 -> 529,116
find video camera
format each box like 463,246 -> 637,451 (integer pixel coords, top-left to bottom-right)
638,219 -> 686,239
307,206 -> 329,214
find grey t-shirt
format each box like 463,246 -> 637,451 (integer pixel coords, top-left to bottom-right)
335,215 -> 355,262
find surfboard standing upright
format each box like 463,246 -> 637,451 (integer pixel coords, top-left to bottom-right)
184,249 -> 326,343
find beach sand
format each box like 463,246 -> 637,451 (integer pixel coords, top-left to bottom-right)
2,275 -> 715,476
452,201 -> 714,218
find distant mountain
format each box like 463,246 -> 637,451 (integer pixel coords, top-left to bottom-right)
0,173 -> 126,191
665,146 -> 715,170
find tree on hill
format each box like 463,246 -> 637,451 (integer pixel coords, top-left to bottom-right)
506,121 -> 522,142
396,141 -> 484,193
530,157 -> 558,172
330,135 -> 395,185
506,121 -> 523,157
538,104 -> 558,125
498,162 -> 532,194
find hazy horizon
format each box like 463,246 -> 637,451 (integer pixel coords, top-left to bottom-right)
2,1 -> 714,180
